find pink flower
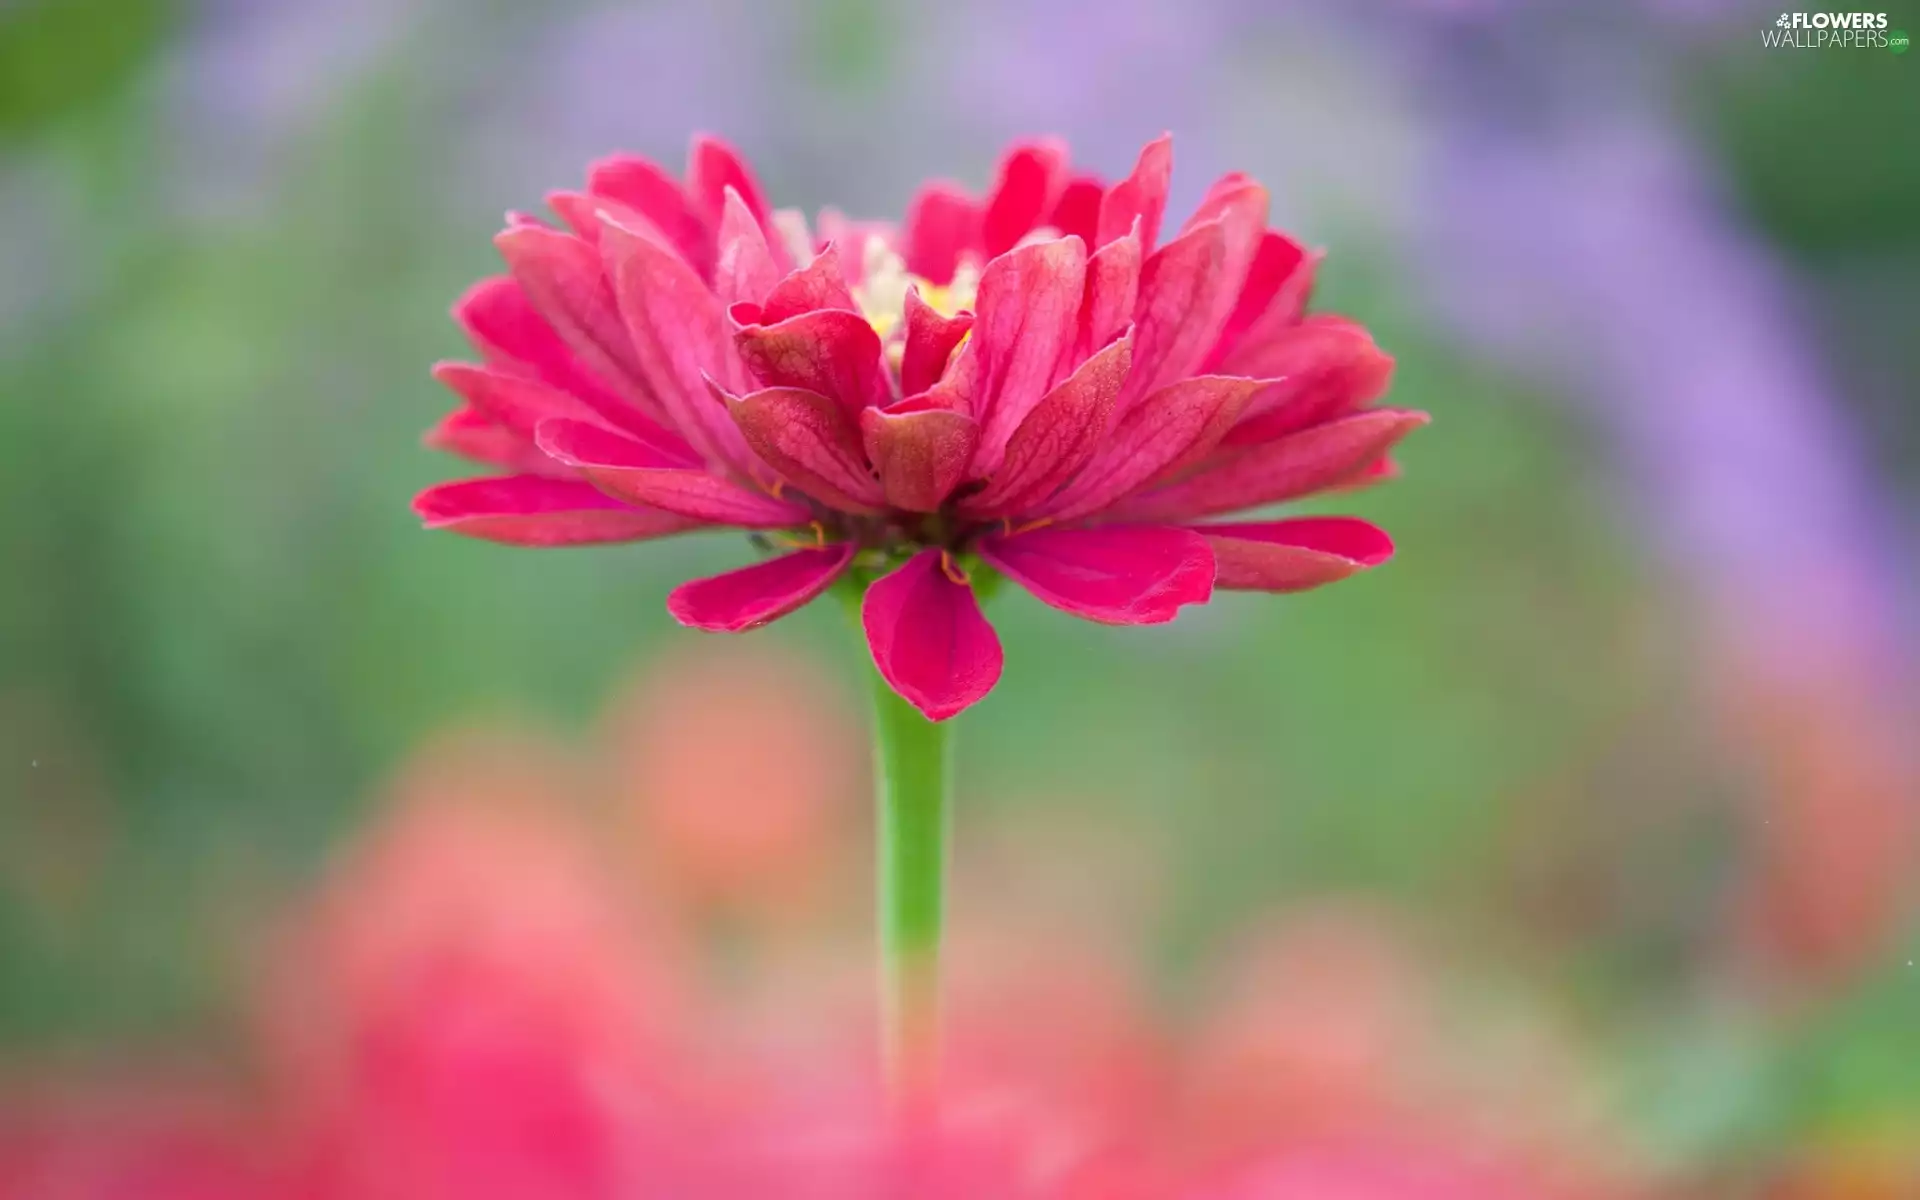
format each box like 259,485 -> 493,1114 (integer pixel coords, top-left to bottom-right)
416,134 -> 1427,719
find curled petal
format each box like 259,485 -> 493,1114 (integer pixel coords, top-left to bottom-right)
1198,518 -> 1395,591
979,525 -> 1213,626
536,418 -> 807,527
1097,133 -> 1173,252
413,475 -> 702,546
981,138 -> 1069,258
863,550 -> 1003,721
1038,375 -> 1263,523
715,186 -> 781,307
902,181 -> 982,285
969,236 -> 1090,475
720,385 -> 886,513
667,544 -> 855,632
1220,316 -> 1393,447
916,333 -> 981,417
1114,408 -> 1430,523
900,287 -> 975,399
860,400 -> 981,513
733,309 -> 890,417
960,333 -> 1132,519
754,245 -> 860,324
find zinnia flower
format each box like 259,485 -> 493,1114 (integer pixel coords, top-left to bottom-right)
415,134 -> 1427,719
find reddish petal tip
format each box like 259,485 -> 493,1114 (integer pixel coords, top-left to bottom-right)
981,525 -> 1214,627
1199,517 -> 1397,592
862,550 -> 1004,721
666,544 -> 855,633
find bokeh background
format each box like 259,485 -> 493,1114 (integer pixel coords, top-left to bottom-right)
2,0 -> 1916,1194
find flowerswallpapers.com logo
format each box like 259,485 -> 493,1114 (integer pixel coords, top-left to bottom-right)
1763,11 -> 1903,49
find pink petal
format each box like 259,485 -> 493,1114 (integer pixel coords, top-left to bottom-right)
1075,227 -> 1141,361
546,188 -> 646,248
536,418 -> 807,527
733,309 -> 891,418
667,544 -> 855,632
599,215 -> 761,477
587,153 -> 713,278
902,181 -> 982,285
1115,221 -> 1226,414
1047,174 -> 1105,245
1113,408 -> 1430,523
494,226 -> 652,410
686,134 -> 772,239
432,361 -> 692,459
754,245 -> 860,325
979,525 -> 1214,626
1097,134 -> 1173,252
413,475 -> 702,546
453,277 -> 637,420
423,408 -> 566,477
1204,231 -> 1316,373
862,549 -> 1003,721
1220,317 -> 1395,448
968,236 -> 1090,476
1116,178 -> 1268,415
720,385 -> 886,513
714,186 -> 781,308
959,333 -> 1132,520
1197,517 -> 1395,591
981,138 -> 1070,258
860,401 -> 981,513
1180,172 -> 1268,246
920,334 -> 981,416
900,287 -> 976,399
1038,375 -> 1264,523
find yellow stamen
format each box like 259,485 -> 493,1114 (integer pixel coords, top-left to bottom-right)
852,235 -> 981,343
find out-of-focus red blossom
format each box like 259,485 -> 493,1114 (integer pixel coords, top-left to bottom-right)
415,134 -> 1427,720
599,640 -> 859,918
257,733 -> 695,1200
2,658 -> 1649,1200
1713,658 -> 1918,990
0,1082 -> 278,1199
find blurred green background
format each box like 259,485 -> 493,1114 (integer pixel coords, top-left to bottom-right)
1,0 -> 1915,1187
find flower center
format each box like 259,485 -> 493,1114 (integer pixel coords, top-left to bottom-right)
853,235 -> 979,344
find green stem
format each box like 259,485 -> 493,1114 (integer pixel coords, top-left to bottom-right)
869,669 -> 953,1103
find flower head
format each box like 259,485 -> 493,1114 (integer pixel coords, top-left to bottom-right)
416,134 -> 1427,719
